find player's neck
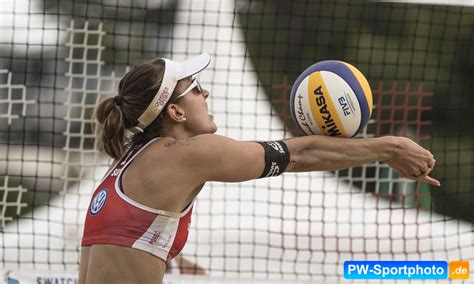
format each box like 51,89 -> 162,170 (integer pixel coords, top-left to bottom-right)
162,125 -> 195,141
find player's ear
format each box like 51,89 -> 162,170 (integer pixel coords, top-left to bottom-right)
166,103 -> 187,123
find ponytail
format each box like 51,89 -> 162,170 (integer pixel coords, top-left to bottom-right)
93,97 -> 126,160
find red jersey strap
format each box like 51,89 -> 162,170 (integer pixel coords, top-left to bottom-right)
101,138 -> 160,182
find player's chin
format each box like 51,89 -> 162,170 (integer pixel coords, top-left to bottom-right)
208,114 -> 217,133
209,122 -> 218,133
207,119 -> 218,133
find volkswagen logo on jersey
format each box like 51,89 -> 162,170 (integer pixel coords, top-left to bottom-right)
90,189 -> 108,215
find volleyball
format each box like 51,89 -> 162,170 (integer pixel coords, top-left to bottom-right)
290,60 -> 373,137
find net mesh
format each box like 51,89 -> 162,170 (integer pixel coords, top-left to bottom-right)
1,0 -> 473,282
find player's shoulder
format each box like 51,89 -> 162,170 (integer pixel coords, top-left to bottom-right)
142,134 -> 232,178
146,134 -> 226,157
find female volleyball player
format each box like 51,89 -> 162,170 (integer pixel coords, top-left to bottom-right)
79,53 -> 439,283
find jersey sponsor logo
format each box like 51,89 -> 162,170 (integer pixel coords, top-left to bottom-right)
90,189 -> 108,215
149,230 -> 161,245
148,230 -> 172,249
162,234 -> 172,249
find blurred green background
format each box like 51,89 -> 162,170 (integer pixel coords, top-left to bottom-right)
236,0 -> 473,222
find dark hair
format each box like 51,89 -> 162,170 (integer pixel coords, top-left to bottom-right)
93,58 -> 180,160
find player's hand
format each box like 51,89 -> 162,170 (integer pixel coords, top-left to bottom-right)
384,137 -> 440,186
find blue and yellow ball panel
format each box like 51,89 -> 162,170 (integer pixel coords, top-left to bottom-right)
290,60 -> 372,137
308,60 -> 372,135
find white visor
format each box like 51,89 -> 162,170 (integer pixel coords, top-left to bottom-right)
132,53 -> 211,133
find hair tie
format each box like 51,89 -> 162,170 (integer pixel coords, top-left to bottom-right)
114,95 -> 123,106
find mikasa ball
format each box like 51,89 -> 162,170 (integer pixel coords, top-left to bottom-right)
290,60 -> 373,138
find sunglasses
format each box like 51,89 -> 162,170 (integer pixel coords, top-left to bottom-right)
176,78 -> 203,99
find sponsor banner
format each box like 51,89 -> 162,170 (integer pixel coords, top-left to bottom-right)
2,270 -> 302,284
2,270 -> 78,284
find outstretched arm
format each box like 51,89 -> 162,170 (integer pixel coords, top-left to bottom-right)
285,135 -> 439,186
285,135 -> 391,172
165,134 -> 438,186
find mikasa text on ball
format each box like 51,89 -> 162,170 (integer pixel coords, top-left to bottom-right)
290,60 -> 373,137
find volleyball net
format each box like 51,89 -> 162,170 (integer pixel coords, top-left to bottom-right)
1,0 -> 473,283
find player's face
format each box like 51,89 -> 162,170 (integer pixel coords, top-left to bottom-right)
176,77 -> 217,135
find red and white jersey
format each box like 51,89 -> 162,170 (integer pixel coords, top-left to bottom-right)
82,138 -> 193,263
